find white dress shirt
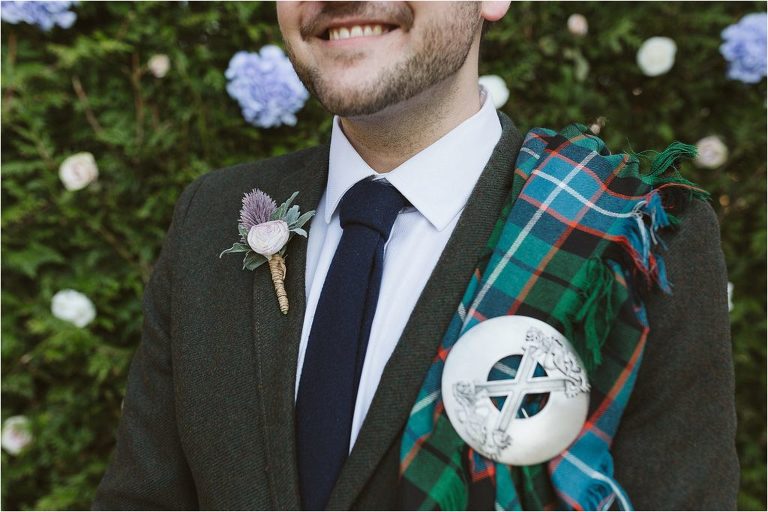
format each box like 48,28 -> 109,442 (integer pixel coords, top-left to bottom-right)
295,86 -> 503,451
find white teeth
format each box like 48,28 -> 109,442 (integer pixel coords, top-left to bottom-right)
328,24 -> 390,41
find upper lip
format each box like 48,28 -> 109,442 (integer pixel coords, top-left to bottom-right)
312,17 -> 399,38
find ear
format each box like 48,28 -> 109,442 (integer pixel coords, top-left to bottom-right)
481,1 -> 511,22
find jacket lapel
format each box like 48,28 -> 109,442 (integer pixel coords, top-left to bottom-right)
327,112 -> 524,509
252,144 -> 330,510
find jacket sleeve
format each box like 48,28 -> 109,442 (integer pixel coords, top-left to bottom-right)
92,176 -> 207,510
612,199 -> 740,510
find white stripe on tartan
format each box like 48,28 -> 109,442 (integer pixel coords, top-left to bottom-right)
412,389 -> 440,414
458,302 -> 467,323
463,151 -> 598,327
601,493 -> 617,511
534,170 -> 638,219
520,146 -> 541,159
561,451 -> 632,511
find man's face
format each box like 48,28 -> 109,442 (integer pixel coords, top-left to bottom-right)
277,1 -> 483,117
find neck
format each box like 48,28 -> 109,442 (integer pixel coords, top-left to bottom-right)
338,60 -> 482,173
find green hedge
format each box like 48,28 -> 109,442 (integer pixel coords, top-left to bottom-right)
2,2 -> 765,510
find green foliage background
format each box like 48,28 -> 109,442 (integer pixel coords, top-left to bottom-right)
2,2 -> 765,509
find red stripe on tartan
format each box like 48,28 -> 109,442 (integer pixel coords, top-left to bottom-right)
560,491 -> 584,511
656,181 -> 708,196
579,326 -> 649,434
586,422 -> 612,444
400,405 -> 447,474
472,310 -> 488,322
613,267 -> 627,287
527,131 -> 549,143
468,448 -> 496,483
401,433 -> 431,473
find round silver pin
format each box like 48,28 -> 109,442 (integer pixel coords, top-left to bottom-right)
442,315 -> 590,466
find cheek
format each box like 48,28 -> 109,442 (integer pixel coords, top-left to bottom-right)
276,3 -> 302,39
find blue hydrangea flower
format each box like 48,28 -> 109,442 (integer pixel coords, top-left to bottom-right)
720,12 -> 767,84
225,45 -> 309,128
0,1 -> 76,31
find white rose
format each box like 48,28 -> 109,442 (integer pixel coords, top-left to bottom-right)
727,282 -> 734,312
148,54 -> 171,78
636,36 -> 677,77
567,14 -> 588,37
51,289 -> 96,328
247,220 -> 290,258
479,75 -> 510,109
693,135 -> 729,169
2,416 -> 32,456
59,152 -> 98,191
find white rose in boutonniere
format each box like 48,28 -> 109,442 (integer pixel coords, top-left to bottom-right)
51,289 -> 96,327
636,36 -> 677,77
59,152 -> 98,191
247,220 -> 290,257
220,189 -> 315,314
2,415 -> 32,456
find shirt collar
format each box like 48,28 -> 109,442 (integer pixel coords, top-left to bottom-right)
325,85 -> 503,231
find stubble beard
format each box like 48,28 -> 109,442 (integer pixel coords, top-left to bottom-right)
284,5 -> 481,117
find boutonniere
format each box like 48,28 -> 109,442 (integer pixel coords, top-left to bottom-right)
220,188 -> 315,315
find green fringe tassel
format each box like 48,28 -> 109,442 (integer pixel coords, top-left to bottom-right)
629,141 -> 710,201
573,258 -> 616,371
648,141 -> 697,177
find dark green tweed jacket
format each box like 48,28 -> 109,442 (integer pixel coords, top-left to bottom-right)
92,113 -> 739,511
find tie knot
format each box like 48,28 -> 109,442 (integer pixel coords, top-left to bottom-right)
339,179 -> 410,236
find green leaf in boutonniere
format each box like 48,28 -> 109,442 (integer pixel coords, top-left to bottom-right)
219,188 -> 315,314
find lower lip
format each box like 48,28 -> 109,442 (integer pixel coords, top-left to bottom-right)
317,28 -> 400,48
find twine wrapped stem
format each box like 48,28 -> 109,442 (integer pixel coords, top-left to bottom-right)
268,254 -> 289,314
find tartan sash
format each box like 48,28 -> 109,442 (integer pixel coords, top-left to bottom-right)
399,124 -> 705,511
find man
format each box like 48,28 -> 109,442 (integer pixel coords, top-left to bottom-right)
93,2 -> 738,510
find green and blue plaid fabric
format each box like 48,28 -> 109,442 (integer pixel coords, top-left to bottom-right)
399,124 -> 705,511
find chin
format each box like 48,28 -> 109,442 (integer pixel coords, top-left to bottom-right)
313,79 -> 392,117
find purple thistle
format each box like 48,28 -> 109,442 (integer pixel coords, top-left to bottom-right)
240,188 -> 277,231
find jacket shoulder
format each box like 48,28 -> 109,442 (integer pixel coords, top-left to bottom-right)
172,144 -> 328,227
195,144 -> 328,199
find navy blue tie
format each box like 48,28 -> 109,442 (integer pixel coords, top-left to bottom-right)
296,178 -> 410,510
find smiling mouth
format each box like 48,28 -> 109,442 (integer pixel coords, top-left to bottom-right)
321,23 -> 399,41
